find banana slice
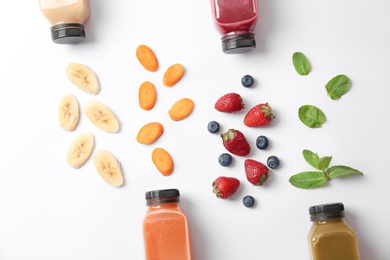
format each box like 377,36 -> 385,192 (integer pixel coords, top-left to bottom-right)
84,101 -> 120,133
58,93 -> 80,132
66,133 -> 94,169
66,63 -> 100,95
93,150 -> 124,187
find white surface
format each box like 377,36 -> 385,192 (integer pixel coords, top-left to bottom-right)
0,1 -> 389,259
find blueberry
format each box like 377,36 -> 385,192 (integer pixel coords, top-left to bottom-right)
207,121 -> 220,134
256,135 -> 269,150
243,195 -> 255,208
267,155 -> 280,169
218,153 -> 233,167
241,75 -> 254,88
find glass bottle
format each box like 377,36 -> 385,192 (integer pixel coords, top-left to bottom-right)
39,0 -> 90,44
143,189 -> 192,260
307,203 -> 361,260
210,0 -> 259,54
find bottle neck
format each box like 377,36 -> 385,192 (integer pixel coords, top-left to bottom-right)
146,196 -> 180,206
147,201 -> 180,210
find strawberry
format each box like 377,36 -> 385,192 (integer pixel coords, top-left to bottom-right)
212,176 -> 240,199
244,159 -> 269,186
244,103 -> 275,127
214,93 -> 245,113
221,129 -> 251,156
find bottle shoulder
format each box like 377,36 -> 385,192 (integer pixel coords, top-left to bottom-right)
144,205 -> 185,218
308,219 -> 356,238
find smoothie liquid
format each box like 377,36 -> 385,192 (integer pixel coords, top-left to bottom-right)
143,189 -> 192,260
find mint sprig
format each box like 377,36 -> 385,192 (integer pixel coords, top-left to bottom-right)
289,149 -> 363,189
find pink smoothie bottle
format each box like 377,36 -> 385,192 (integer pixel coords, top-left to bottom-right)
210,0 -> 259,54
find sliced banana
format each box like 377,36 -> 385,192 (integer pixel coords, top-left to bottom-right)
66,133 -> 94,169
93,150 -> 124,187
58,93 -> 80,132
66,63 -> 100,95
84,101 -> 120,133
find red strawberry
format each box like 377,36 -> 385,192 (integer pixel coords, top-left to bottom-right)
215,93 -> 245,113
212,176 -> 240,199
244,103 -> 275,127
221,129 -> 251,156
244,159 -> 269,186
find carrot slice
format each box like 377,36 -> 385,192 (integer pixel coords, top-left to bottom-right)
136,122 -> 164,144
138,81 -> 157,111
136,44 -> 159,72
163,63 -> 185,87
152,147 -> 174,176
168,98 -> 194,121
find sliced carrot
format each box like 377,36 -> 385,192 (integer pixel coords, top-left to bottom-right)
136,122 -> 164,144
138,81 -> 157,111
136,44 -> 159,72
152,147 -> 174,176
163,63 -> 185,87
168,98 -> 194,121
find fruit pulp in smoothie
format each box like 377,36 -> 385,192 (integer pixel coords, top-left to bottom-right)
143,205 -> 192,260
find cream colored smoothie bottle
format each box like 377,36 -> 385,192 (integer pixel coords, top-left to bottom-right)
143,189 -> 192,260
39,0 -> 90,44
307,203 -> 361,260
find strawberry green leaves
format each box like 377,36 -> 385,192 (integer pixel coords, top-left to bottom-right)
289,150 -> 364,189
298,105 -> 325,128
292,52 -> 311,76
325,74 -> 351,100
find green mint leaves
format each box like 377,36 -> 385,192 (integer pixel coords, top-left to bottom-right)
289,171 -> 328,189
302,150 -> 331,170
326,165 -> 363,179
293,51 -> 352,128
291,54 -> 361,189
292,52 -> 311,76
289,149 -> 364,189
298,105 -> 325,128
325,74 -> 351,100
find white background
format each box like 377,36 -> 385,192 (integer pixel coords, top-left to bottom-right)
0,0 -> 389,259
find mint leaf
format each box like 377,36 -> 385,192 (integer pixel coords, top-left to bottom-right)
302,150 -> 332,170
292,52 -> 311,76
298,105 -> 326,128
289,171 -> 328,189
318,156 -> 332,171
325,74 -> 351,100
302,150 -> 320,169
326,165 -> 364,179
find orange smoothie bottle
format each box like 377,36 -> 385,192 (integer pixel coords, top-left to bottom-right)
143,189 -> 192,260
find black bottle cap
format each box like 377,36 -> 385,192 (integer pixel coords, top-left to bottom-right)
309,203 -> 345,221
221,33 -> 256,54
145,189 -> 180,205
51,23 -> 86,44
